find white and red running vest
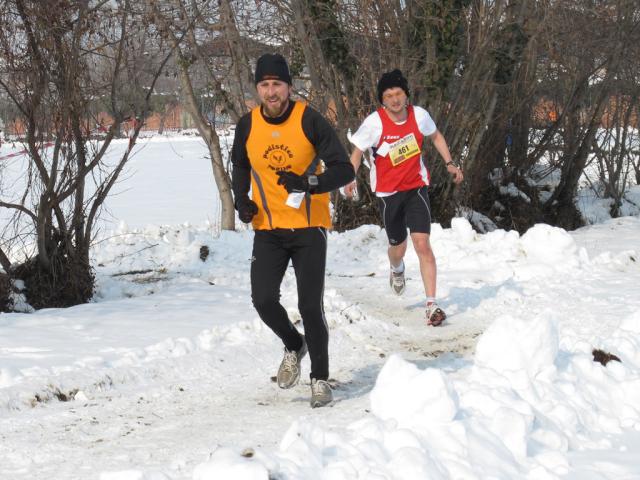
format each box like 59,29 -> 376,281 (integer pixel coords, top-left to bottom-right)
373,105 -> 430,193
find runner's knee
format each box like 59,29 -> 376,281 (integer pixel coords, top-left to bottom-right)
412,236 -> 434,258
252,290 -> 280,314
298,302 -> 323,323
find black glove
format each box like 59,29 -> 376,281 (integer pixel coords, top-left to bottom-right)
235,196 -> 258,223
276,170 -> 309,193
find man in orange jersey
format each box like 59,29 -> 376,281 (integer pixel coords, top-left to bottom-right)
231,53 -> 354,408
345,69 -> 463,327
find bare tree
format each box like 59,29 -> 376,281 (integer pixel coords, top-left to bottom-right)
590,93 -> 640,217
147,0 -> 244,231
0,0 -> 173,308
346,1 -> 639,231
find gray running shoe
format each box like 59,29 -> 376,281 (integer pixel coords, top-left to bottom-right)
389,269 -> 406,295
310,379 -> 333,408
277,338 -> 307,389
426,302 -> 446,326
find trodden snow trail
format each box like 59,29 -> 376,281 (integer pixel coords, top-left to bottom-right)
0,344 -> 381,479
1,272 -> 465,479
324,274 -> 487,361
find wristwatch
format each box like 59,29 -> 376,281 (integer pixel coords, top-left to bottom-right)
307,175 -> 319,189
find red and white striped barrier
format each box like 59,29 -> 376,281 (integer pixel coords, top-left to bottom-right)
0,142 -> 55,161
0,148 -> 28,161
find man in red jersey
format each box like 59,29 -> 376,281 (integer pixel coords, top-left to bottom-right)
345,69 -> 463,326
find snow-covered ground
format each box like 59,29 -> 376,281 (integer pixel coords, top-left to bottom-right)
1,136 -> 640,479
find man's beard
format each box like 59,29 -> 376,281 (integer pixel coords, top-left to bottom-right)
262,98 -> 289,118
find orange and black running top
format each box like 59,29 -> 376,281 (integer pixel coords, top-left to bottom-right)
231,101 -> 353,230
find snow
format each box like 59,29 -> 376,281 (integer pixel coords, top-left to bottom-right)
499,182 -> 531,203
2,136 -> 640,479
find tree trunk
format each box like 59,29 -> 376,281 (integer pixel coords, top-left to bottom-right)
290,0 -> 331,113
0,247 -> 11,273
176,54 -> 235,230
219,0 -> 257,115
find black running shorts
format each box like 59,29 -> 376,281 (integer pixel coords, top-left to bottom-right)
377,186 -> 432,245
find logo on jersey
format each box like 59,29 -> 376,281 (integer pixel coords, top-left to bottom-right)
263,144 -> 293,169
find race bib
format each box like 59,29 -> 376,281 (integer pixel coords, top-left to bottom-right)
388,133 -> 420,166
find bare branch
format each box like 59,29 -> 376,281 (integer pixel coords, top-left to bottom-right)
0,201 -> 38,223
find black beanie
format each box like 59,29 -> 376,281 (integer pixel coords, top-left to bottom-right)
377,69 -> 410,103
254,53 -> 292,85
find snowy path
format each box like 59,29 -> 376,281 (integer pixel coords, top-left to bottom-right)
2,218 -> 640,479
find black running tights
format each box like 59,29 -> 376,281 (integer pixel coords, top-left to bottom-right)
250,227 -> 329,381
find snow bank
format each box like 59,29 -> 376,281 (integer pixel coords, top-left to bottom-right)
192,307 -> 640,479
192,448 -> 268,480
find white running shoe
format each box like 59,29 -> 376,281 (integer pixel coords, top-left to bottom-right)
310,379 -> 333,408
389,269 -> 406,295
426,302 -> 446,326
277,338 -> 307,389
